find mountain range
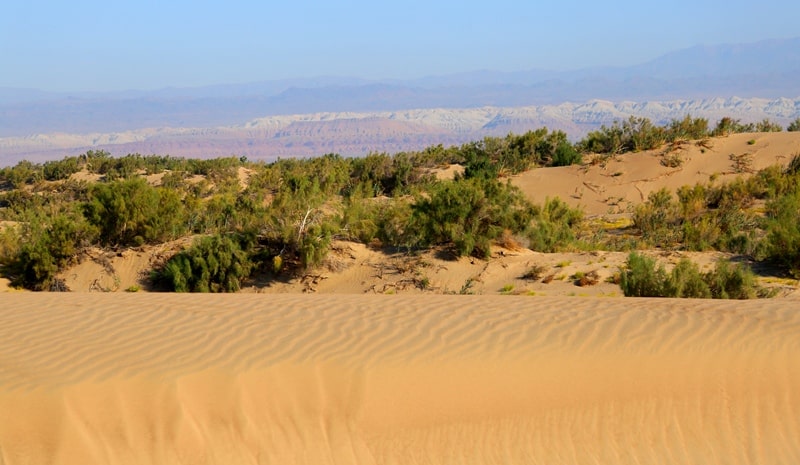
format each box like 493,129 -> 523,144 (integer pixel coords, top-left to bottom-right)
1,37 -> 799,164
3,97 -> 799,165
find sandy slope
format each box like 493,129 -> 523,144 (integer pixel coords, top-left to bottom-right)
513,132 -> 800,215
0,293 -> 798,464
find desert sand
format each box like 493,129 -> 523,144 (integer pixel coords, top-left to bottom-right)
513,131 -> 800,215
1,293 -> 798,464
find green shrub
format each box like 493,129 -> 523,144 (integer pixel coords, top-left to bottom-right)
755,119 -> 782,132
84,177 -> 186,246
43,156 -> 82,181
762,192 -> 800,277
158,234 -> 252,292
551,141 -> 582,166
7,211 -> 96,290
619,252 -> 668,297
579,116 -> 666,155
527,197 -> 583,252
665,259 -> 711,298
711,117 -> 754,136
787,118 -> 800,132
633,188 -> 679,247
620,253 -> 760,299
667,115 -> 709,141
704,260 -> 758,299
412,178 -> 534,257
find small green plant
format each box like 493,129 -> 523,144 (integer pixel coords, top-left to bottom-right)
747,139 -> 756,145
125,285 -> 141,292
555,260 -> 571,268
459,277 -> 477,295
500,284 -> 515,294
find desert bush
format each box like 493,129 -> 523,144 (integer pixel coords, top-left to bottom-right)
6,210 -> 96,290
787,118 -> 800,132
762,192 -> 800,277
527,197 -> 583,252
786,153 -> 800,176
633,188 -> 680,247
0,223 -> 21,267
711,117 -> 755,136
521,264 -> 548,281
84,177 -> 187,246
257,175 -> 338,270
755,119 -> 782,132
158,234 -> 252,292
667,115 -> 709,141
42,156 -> 82,181
704,259 -> 758,299
664,259 -> 711,298
412,178 -> 534,258
1,160 -> 43,188
550,139 -> 582,166
620,252 -> 760,299
579,116 -> 666,155
619,252 -> 668,297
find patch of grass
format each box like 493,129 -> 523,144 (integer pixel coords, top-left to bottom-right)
500,283 -> 515,294
125,285 -> 140,292
555,260 -> 571,268
747,139 -> 756,145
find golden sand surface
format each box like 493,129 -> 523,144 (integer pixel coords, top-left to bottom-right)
0,294 -> 798,464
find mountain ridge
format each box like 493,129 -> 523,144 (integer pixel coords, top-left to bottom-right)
3,96 -> 799,166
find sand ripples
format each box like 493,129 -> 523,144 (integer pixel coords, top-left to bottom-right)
0,294 -> 798,464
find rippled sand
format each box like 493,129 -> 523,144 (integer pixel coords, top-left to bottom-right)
1,294 -> 798,464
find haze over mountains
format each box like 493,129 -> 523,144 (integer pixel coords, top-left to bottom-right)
1,37 -> 799,164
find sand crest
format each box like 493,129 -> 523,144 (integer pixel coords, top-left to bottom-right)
0,294 -> 798,464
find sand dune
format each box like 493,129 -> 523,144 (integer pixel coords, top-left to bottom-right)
1,294 -> 798,464
513,132 -> 800,215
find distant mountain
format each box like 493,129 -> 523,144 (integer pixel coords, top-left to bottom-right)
0,37 -> 798,151
3,97 -> 798,166
627,37 -> 800,79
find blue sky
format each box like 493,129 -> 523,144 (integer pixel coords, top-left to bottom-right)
2,0 -> 798,92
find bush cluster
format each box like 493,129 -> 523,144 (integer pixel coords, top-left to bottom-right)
620,252 -> 760,299
156,234 -> 252,292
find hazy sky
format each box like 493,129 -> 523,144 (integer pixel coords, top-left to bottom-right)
2,0 -> 798,92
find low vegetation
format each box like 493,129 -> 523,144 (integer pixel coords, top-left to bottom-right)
619,252 -> 761,299
1,115 -> 798,296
